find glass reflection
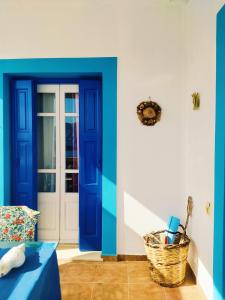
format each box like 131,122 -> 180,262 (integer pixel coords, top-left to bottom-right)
38,173 -> 56,192
37,93 -> 55,113
65,93 -> 78,113
65,117 -> 78,169
65,173 -> 78,193
37,116 -> 56,169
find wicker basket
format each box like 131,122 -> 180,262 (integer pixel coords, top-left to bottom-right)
143,229 -> 190,287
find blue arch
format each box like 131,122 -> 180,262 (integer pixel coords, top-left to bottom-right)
0,57 -> 117,256
214,6 -> 225,300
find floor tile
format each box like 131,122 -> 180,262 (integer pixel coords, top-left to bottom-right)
58,260 -> 206,300
94,262 -> 128,284
61,283 -> 93,300
92,283 -> 129,300
127,261 -> 153,283
129,283 -> 165,300
60,262 -> 97,283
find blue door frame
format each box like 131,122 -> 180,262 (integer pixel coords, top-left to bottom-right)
214,5 -> 225,300
0,58 -> 117,256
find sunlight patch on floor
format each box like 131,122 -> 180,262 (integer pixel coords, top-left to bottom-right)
56,244 -> 102,265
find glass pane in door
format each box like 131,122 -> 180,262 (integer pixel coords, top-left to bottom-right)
65,117 -> 78,169
37,93 -> 55,113
37,116 -> 56,169
65,173 -> 78,193
65,93 -> 78,113
38,173 -> 56,192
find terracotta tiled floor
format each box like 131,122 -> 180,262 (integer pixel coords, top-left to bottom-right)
59,261 -> 207,300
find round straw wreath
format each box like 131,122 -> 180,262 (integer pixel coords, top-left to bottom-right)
137,99 -> 161,126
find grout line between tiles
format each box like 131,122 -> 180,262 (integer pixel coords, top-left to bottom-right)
163,287 -> 168,300
90,284 -> 94,300
126,263 -> 130,300
90,263 -> 98,300
61,280 -> 131,284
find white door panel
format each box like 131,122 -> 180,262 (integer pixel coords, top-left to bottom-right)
37,84 -> 79,243
37,85 -> 60,241
39,199 -> 57,230
59,84 -> 79,243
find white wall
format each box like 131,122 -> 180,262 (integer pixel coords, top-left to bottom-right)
0,0 -> 185,252
0,0 -> 224,299
182,1 -> 224,299
116,1 -> 185,255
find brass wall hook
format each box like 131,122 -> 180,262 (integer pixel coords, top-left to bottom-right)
192,92 -> 200,110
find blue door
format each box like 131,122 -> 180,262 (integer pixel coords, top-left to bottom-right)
79,80 -> 102,251
11,80 -> 37,210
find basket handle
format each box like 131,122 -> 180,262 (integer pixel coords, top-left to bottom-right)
146,233 -> 161,244
145,225 -> 187,245
185,197 -> 193,228
182,197 -> 193,238
164,225 -> 184,235
148,228 -> 183,244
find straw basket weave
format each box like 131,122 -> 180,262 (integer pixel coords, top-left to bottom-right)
143,229 -> 190,287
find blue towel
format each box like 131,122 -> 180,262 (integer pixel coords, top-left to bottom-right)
0,242 -> 61,300
167,216 -> 180,244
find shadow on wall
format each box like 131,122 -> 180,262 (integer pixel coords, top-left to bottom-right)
112,176 -> 213,296
117,187 -> 212,275
118,185 -> 182,255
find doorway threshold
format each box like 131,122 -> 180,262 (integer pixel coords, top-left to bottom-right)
56,243 -> 103,265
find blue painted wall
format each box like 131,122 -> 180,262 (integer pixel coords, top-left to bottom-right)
0,58 -> 117,256
3,75 -> 11,205
102,68 -> 117,256
0,73 -> 4,203
214,5 -> 225,300
0,74 -> 10,205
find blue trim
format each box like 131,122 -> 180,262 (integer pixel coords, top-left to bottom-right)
32,82 -> 38,211
0,57 -> 117,256
214,5 -> 225,300
3,75 -> 11,204
102,66 -> 117,256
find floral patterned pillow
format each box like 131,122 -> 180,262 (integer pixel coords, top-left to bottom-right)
0,206 -> 40,242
